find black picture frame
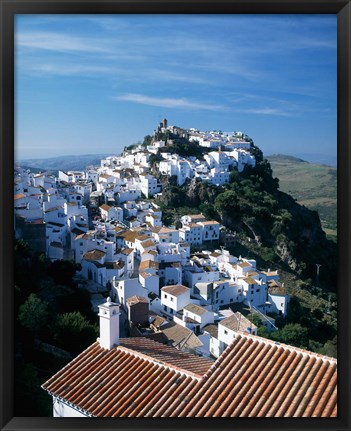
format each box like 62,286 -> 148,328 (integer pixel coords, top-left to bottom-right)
1,1 -> 350,430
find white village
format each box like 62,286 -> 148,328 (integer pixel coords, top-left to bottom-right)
14,120 -> 337,418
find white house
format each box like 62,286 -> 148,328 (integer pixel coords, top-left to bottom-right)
198,220 -> 220,242
162,264 -> 183,286
138,173 -> 162,198
182,303 -> 214,329
218,312 -> 257,354
208,168 -> 230,186
74,232 -> 115,264
240,276 -> 267,308
185,265 -> 220,291
139,272 -> 160,296
152,226 -> 180,244
111,277 -> 149,309
99,204 -> 123,222
81,250 -> 125,288
179,223 -> 203,246
180,214 -> 206,225
160,284 -> 190,319
267,283 -> 290,316
47,241 -> 64,261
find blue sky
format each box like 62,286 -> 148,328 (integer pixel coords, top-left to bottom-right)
15,14 -> 337,162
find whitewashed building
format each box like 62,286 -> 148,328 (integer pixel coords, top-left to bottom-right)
160,284 -> 190,318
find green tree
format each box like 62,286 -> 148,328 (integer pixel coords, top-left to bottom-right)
18,293 -> 49,335
47,260 -> 81,286
52,312 -> 98,355
247,313 -> 262,327
14,363 -> 52,416
214,190 -> 239,215
143,135 -> 153,146
321,336 -> 337,358
257,326 -> 270,338
270,323 -> 309,349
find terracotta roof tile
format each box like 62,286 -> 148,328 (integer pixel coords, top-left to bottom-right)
161,284 -> 189,296
184,303 -> 209,316
42,334 -> 337,418
14,193 -> 26,200
99,204 -> 112,211
83,249 -> 106,261
220,312 -> 256,333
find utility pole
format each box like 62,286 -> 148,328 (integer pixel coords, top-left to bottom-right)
315,264 -> 322,287
327,294 -> 331,314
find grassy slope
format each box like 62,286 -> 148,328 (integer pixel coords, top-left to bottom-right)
267,154 -> 337,241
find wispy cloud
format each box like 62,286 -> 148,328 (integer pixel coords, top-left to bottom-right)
16,32 -> 112,54
114,93 -> 224,111
240,107 -> 294,117
23,62 -> 114,76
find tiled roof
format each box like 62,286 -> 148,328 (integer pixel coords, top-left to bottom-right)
158,227 -> 177,233
127,296 -> 148,305
100,204 -> 111,211
161,284 -> 189,297
121,247 -> 134,255
210,251 -> 221,257
160,321 -> 204,351
188,214 -> 206,220
175,335 -> 337,418
269,285 -> 288,295
14,193 -> 26,200
139,260 -> 159,271
242,276 -> 258,285
238,262 -> 251,268
141,239 -> 156,248
142,249 -> 158,256
83,249 -> 106,261
119,338 -> 211,375
203,324 -> 218,338
135,234 -> 150,242
219,312 -> 256,333
150,314 -> 168,329
120,231 -> 138,241
42,334 -> 337,418
184,303 -> 209,316
104,260 -> 124,270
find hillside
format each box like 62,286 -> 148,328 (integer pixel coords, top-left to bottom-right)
267,154 -> 337,241
150,140 -> 337,355
17,153 -> 112,174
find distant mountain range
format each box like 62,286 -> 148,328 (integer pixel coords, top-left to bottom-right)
268,153 -> 336,168
17,151 -> 336,173
16,153 -> 113,174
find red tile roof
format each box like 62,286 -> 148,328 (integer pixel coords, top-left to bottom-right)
14,193 -> 26,200
161,284 -> 189,296
176,335 -> 337,418
42,334 -> 337,418
220,312 -> 257,333
83,249 -> 106,261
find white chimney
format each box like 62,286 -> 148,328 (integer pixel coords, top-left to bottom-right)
98,297 -> 120,350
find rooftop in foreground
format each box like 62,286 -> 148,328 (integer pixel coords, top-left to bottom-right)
42,334 -> 337,418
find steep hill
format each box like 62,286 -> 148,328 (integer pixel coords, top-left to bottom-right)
153,143 -> 336,294
267,154 -> 337,241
